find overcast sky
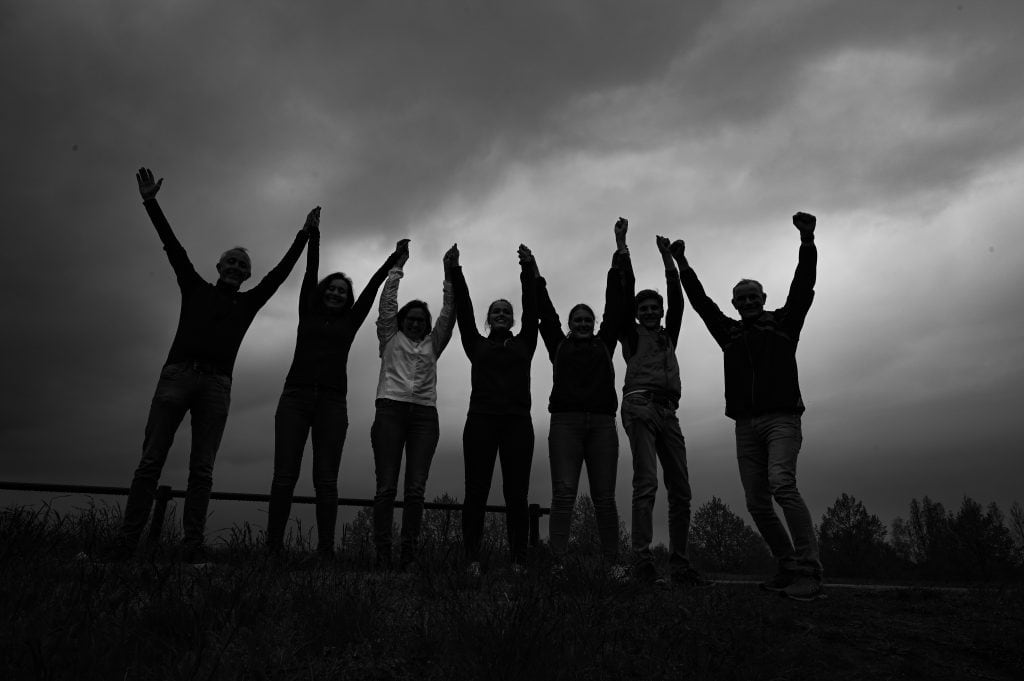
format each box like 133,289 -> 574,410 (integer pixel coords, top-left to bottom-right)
2,0 -> 1022,543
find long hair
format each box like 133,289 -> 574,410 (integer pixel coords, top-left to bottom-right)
566,303 -> 596,338
484,298 -> 515,332
397,299 -> 433,335
315,272 -> 354,313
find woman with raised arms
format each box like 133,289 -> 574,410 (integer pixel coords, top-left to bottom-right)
450,243 -> 539,575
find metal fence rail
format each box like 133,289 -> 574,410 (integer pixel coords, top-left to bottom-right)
0,480 -> 551,546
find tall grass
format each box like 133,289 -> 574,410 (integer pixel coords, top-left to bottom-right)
2,503 -> 1021,681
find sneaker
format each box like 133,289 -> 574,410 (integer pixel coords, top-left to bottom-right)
466,561 -> 482,578
781,576 -> 823,601
181,544 -> 212,566
510,562 -> 527,576
671,567 -> 713,588
759,570 -> 797,593
550,561 -> 566,578
631,562 -> 657,584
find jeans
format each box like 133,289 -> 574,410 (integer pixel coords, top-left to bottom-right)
462,413 -> 534,563
120,362 -> 232,549
370,398 -> 440,564
548,412 -> 620,562
735,412 -> 822,577
621,393 -> 692,573
266,384 -> 349,553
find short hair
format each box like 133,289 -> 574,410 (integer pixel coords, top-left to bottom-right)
219,246 -> 250,264
732,279 -> 765,297
634,289 -> 663,310
397,299 -> 433,335
316,272 -> 355,312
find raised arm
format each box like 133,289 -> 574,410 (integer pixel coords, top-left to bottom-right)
352,239 -> 407,328
614,218 -> 639,355
136,167 -> 200,288
298,207 -> 321,316
450,245 -> 484,357
534,254 -> 563,363
430,245 -> 459,358
672,240 -> 733,348
658,235 -> 684,346
376,241 -> 407,352
781,212 -> 817,333
250,207 -> 316,305
516,244 -> 540,356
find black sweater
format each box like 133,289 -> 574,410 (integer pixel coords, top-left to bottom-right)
145,197 -> 307,377
282,231 -> 398,392
452,264 -> 538,417
680,240 -> 816,419
536,265 -> 622,416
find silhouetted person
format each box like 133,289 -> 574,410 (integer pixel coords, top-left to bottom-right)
535,220 -> 628,577
451,244 -> 539,575
617,221 -> 710,587
265,221 -> 406,559
370,242 -> 457,570
115,167 -> 311,563
674,212 -> 823,600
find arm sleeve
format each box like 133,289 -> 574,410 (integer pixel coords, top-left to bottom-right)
781,239 -> 817,334
143,198 -> 202,290
297,230 -> 320,318
249,229 -> 309,306
452,265 -> 483,359
431,278 -> 456,358
536,276 -> 563,363
665,264 -> 684,346
617,251 -> 639,357
678,265 -> 733,349
596,263 -> 621,354
376,266 -> 402,354
517,264 -> 539,356
351,251 -> 400,330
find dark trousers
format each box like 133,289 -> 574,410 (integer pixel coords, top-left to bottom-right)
462,412 -> 534,563
266,384 -> 348,553
370,399 -> 440,565
120,362 -> 231,549
548,412 -> 620,562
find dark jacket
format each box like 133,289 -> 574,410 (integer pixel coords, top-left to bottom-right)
452,264 -> 538,417
145,197 -> 307,377
536,263 -> 622,416
283,231 -> 398,392
679,240 -> 816,419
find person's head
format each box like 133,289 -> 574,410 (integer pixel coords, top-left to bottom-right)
635,289 -> 664,330
731,279 -> 766,320
568,303 -> 596,339
318,272 -> 354,312
486,298 -> 514,332
216,247 -> 251,289
397,300 -> 432,341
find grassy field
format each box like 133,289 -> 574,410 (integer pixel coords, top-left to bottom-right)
1,504 -> 1022,681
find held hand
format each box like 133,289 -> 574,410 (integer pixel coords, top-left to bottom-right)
655,235 -> 671,254
136,167 -> 163,200
614,217 -> 628,241
395,238 -> 411,266
443,243 -> 459,269
517,244 -> 535,266
793,212 -> 816,236
303,206 -> 321,234
669,239 -> 686,260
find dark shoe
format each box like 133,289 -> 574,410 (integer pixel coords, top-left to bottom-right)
181,544 -> 212,566
631,562 -> 657,584
759,569 -> 798,593
95,541 -> 134,563
781,576 -> 823,601
670,567 -> 713,588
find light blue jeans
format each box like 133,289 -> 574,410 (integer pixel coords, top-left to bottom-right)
735,412 -> 822,577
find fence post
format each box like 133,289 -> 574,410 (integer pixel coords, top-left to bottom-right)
148,485 -> 173,542
529,503 -> 541,546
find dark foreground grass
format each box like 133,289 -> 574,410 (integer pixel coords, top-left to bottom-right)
1,505 -> 1022,681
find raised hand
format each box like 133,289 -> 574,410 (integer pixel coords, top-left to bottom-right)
669,239 -> 686,260
518,244 -> 534,266
655,235 -> 671,254
793,212 -> 816,236
136,167 -> 163,200
395,238 -> 411,267
443,243 -> 459,269
303,206 -> 321,234
614,217 -> 628,243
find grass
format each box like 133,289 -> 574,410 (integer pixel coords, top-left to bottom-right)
1,503 -> 1022,680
